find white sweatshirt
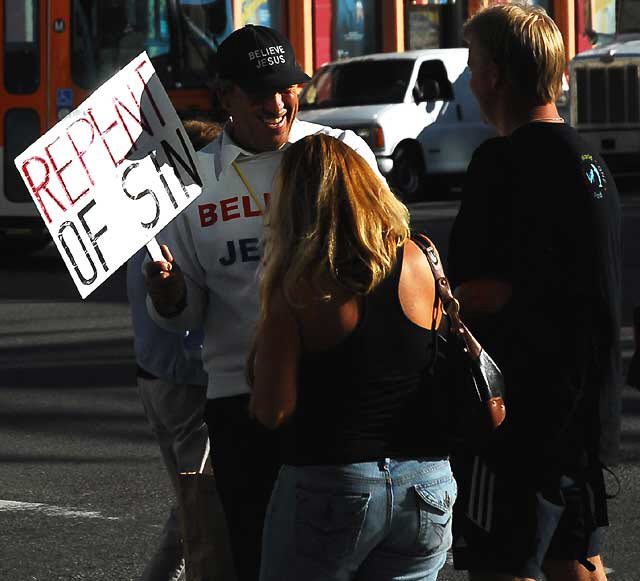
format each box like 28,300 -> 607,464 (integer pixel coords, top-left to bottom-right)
147,119 -> 383,399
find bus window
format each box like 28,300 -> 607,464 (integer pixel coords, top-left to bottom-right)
4,108 -> 40,202
176,0 -> 232,87
4,0 -> 39,94
71,0 -> 231,92
71,0 -> 171,90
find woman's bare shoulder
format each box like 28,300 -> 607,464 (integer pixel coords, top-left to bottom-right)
402,239 -> 436,281
399,239 -> 440,329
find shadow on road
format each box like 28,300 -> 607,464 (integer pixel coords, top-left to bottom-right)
1,244 -> 128,303
0,337 -> 135,389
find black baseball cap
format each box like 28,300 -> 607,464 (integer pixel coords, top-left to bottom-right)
217,24 -> 311,93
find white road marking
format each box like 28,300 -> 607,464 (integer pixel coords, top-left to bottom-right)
0,499 -> 119,520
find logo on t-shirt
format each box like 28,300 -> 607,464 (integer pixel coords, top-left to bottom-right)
581,154 -> 607,200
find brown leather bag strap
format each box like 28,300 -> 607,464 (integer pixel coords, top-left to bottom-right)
411,232 -> 453,307
411,233 -> 482,360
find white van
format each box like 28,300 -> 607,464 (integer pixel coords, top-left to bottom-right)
298,48 -> 497,201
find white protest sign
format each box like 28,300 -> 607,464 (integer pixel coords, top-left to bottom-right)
14,52 -> 202,298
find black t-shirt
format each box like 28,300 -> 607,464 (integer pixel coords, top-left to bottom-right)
448,122 -> 622,474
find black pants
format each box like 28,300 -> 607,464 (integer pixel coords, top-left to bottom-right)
204,395 -> 281,581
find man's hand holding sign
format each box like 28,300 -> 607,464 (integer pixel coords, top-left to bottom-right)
145,243 -> 188,318
14,52 -> 202,298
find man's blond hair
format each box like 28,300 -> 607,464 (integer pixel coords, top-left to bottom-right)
463,2 -> 565,104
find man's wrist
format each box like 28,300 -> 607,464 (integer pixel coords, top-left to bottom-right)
156,291 -> 187,318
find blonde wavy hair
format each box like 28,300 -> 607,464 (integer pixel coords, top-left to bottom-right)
259,133 -> 410,312
463,2 -> 566,104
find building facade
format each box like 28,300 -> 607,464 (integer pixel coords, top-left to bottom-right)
229,0 -> 608,75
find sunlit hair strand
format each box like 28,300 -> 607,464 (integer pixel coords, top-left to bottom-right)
259,133 -> 410,314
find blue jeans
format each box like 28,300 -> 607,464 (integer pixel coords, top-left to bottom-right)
260,458 -> 456,581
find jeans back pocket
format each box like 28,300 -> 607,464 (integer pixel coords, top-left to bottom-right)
295,487 -> 371,561
414,477 -> 457,555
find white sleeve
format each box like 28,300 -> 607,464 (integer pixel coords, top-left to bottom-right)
336,129 -> 385,180
295,120 -> 385,183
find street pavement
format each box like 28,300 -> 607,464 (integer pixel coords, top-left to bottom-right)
0,195 -> 639,580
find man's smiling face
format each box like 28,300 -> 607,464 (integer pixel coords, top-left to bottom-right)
224,84 -> 300,153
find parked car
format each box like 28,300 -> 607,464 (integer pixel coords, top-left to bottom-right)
298,48 -> 497,201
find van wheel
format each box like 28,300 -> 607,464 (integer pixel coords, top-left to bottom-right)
390,144 -> 426,202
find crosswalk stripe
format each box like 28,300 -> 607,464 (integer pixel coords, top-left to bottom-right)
0,499 -> 119,520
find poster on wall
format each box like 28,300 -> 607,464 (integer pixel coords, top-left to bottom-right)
241,0 -> 283,30
591,0 -> 616,33
333,0 -> 378,59
407,6 -> 441,50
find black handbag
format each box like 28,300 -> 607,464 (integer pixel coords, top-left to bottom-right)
411,233 -> 506,450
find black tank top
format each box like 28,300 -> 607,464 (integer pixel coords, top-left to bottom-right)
281,245 -> 446,466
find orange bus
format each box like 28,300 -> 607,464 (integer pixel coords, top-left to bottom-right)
0,0 -> 231,254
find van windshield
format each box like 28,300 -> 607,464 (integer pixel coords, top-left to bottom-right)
299,59 -> 415,109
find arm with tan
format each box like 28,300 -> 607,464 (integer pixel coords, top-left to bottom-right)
454,278 -> 512,320
249,289 -> 300,430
